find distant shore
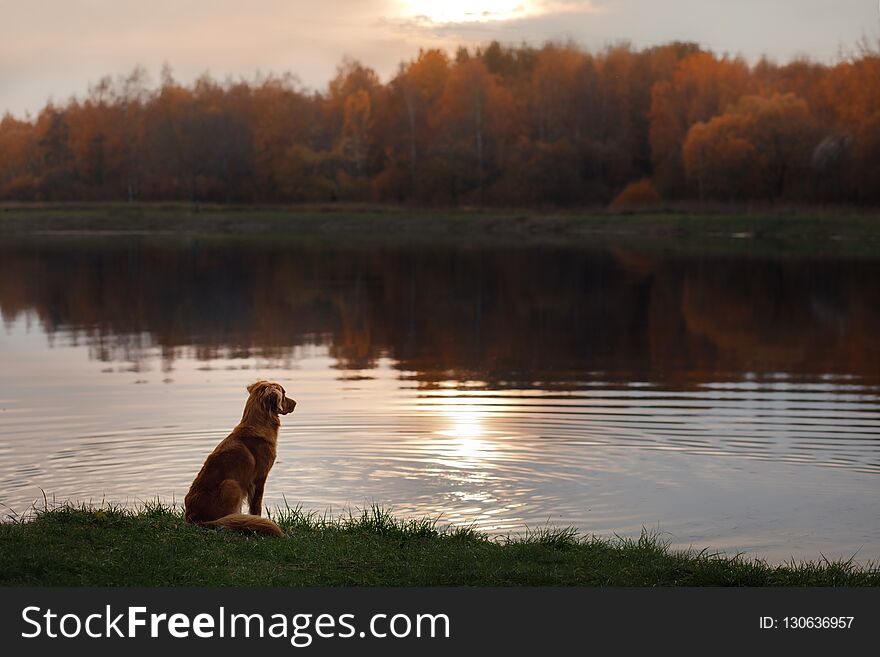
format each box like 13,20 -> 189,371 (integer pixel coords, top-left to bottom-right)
1,504 -> 876,586
2,202 -> 880,253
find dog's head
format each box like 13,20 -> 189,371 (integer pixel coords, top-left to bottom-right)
247,380 -> 296,415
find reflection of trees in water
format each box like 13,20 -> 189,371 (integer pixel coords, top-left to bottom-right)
1,239 -> 878,387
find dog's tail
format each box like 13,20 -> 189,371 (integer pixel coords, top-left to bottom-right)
195,513 -> 284,537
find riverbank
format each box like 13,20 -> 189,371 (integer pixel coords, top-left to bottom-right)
2,203 -> 880,254
0,505 -> 875,586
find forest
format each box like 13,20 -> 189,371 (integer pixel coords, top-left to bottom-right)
1,40 -> 878,206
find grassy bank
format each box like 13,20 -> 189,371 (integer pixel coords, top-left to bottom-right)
1,202 -> 880,255
0,504 -> 876,586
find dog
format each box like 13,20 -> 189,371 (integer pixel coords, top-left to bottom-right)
184,380 -> 296,536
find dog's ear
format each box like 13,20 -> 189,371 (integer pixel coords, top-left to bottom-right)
263,385 -> 284,414
273,388 -> 285,414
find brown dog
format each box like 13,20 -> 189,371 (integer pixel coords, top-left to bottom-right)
184,381 -> 295,536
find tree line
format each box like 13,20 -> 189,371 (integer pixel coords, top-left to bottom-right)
1,40 -> 878,206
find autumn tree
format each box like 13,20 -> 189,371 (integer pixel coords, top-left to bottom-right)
250,74 -> 318,201
383,49 -> 449,198
429,57 -> 510,201
33,105 -> 77,199
683,93 -> 816,200
322,59 -> 382,198
851,111 -> 880,204
650,52 -> 753,196
0,114 -> 36,199
114,66 -> 150,200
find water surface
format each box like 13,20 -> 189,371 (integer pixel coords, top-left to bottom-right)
1,236 -> 878,562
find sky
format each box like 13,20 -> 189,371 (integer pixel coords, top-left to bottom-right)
1,0 -> 878,117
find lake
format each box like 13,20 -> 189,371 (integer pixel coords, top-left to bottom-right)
1,234 -> 878,563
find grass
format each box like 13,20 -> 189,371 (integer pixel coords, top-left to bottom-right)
0,502 -> 876,586
1,202 -> 879,256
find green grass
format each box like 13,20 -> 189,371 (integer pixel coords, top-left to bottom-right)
1,202 -> 879,255
0,502 -> 876,586
0,203 -> 880,242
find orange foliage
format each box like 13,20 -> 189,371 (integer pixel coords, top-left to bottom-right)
649,52 -> 753,195
682,94 -> 816,199
610,178 -> 662,209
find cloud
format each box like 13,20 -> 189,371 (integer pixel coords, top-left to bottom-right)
382,1 -> 608,41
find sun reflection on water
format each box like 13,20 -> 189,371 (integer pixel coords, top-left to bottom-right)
438,404 -> 482,435
432,394 -> 497,461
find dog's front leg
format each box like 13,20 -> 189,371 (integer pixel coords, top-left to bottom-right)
248,475 -> 267,516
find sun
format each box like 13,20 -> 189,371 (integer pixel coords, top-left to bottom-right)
398,0 -> 534,24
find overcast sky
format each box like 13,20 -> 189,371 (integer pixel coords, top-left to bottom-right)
1,0 -> 877,117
